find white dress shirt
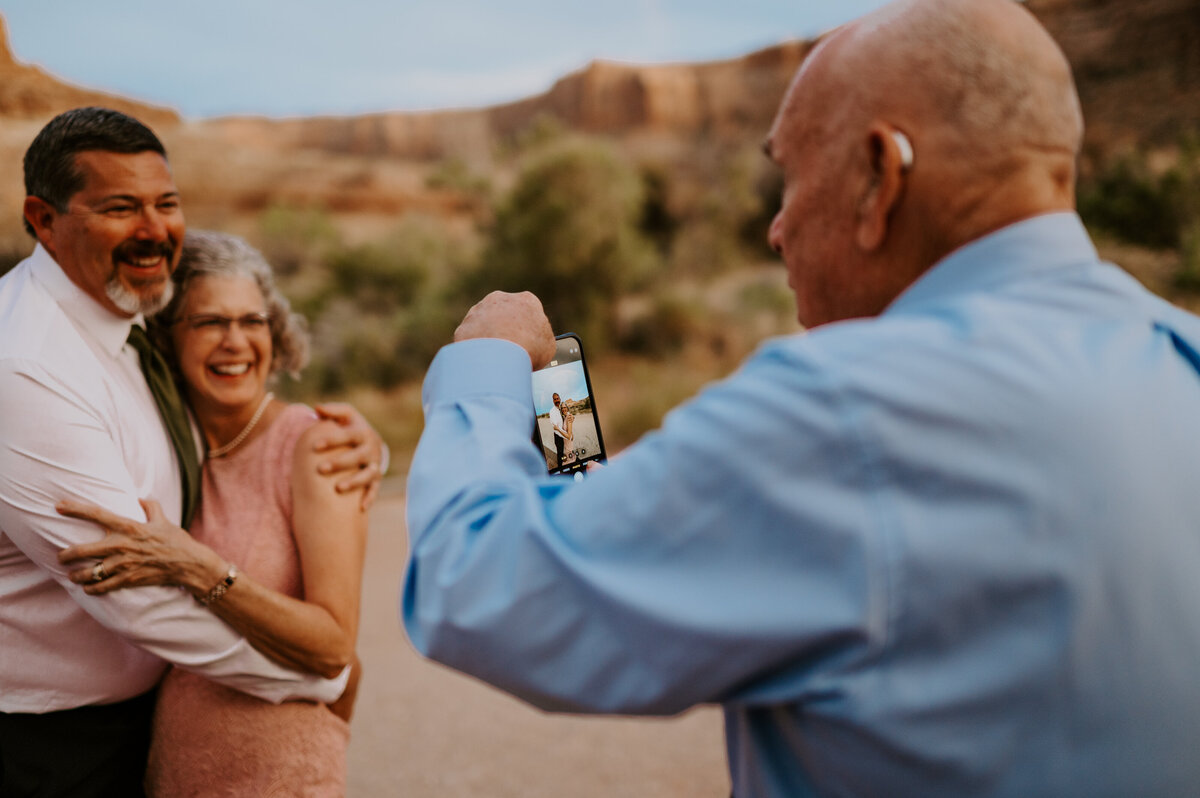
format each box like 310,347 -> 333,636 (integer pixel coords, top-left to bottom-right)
0,245 -> 346,712
549,406 -> 565,439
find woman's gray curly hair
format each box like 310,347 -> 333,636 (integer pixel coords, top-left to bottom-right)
151,230 -> 310,378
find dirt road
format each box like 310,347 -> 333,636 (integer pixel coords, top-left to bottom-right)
346,484 -> 730,797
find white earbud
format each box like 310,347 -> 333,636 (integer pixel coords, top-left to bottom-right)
891,130 -> 914,170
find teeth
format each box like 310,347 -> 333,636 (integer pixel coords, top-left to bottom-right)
211,364 -> 250,376
127,256 -> 162,268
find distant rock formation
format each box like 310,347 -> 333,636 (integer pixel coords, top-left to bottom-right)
1,1 -> 1195,158
1032,0 -> 1200,152
185,0 -> 1200,163
0,0 -> 1196,243
0,16 -> 9,66
193,41 -> 813,162
0,15 -> 178,127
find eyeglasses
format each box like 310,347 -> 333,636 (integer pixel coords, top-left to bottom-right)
178,312 -> 271,336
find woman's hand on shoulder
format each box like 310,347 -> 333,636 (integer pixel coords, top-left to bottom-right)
311,403 -> 386,510
293,417 -> 371,532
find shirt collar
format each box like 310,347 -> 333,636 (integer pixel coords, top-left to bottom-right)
28,243 -> 146,358
885,212 -> 1099,316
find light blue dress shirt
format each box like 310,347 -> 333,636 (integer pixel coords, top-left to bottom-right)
403,213 -> 1200,797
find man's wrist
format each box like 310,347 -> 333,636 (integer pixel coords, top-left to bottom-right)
423,339 -> 534,412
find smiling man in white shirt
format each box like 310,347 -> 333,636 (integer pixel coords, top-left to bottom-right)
0,107 -> 379,797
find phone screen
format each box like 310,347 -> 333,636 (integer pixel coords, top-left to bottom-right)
531,333 -> 607,477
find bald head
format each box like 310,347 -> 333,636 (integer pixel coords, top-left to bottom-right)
765,0 -> 1084,327
844,0 -> 1082,166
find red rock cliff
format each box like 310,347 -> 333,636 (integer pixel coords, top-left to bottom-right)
0,16 -> 178,127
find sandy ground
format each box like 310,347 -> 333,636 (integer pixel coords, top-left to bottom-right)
346,481 -> 730,797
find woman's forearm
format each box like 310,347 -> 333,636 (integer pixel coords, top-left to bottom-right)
196,571 -> 355,678
54,483 -> 362,679
193,420 -> 366,679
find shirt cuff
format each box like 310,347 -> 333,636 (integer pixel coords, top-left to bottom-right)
423,339 -> 534,412
321,663 -> 352,704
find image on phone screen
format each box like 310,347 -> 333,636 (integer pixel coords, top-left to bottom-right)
531,333 -> 607,476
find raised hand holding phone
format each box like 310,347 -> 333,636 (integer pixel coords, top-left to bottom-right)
451,292 -> 604,477
453,290 -> 556,369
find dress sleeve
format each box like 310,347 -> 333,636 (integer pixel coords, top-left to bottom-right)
403,338 -> 888,715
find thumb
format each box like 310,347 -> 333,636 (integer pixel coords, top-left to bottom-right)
314,403 -> 352,424
139,497 -> 166,522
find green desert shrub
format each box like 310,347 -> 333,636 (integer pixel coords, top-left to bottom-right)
617,294 -> 708,356
257,203 -> 341,277
326,242 -> 427,313
466,136 -> 660,349
1078,154 -> 1182,249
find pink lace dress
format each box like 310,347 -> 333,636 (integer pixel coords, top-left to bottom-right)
145,405 -> 350,797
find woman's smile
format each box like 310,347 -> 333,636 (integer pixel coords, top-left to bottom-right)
171,274 -> 274,442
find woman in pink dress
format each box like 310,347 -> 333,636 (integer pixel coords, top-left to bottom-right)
58,231 -> 368,796
561,403 -> 576,464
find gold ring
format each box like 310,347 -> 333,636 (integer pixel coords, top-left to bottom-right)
92,561 -> 107,582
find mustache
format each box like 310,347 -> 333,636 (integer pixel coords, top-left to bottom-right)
113,240 -> 176,261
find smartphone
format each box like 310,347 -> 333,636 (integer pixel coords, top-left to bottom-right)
531,333 -> 607,477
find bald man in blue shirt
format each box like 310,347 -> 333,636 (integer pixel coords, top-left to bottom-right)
402,1 -> 1200,795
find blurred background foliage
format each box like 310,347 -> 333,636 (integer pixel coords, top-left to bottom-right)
461,135 -> 660,348
241,120 -> 802,467
267,121 -> 1196,471
2,120 -> 1198,472
1077,135 -> 1200,290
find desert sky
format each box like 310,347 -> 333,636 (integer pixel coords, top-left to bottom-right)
2,0 -> 892,118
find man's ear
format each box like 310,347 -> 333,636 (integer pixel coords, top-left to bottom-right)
23,196 -> 59,252
855,123 -> 911,252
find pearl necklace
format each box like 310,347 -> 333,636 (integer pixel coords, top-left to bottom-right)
208,392 -> 274,458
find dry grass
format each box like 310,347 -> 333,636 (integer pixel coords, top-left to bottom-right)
1096,235 -> 1200,314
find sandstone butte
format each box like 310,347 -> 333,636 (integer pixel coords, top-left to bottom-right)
0,0 -> 1197,240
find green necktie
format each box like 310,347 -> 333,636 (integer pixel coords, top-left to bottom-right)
127,324 -> 201,528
